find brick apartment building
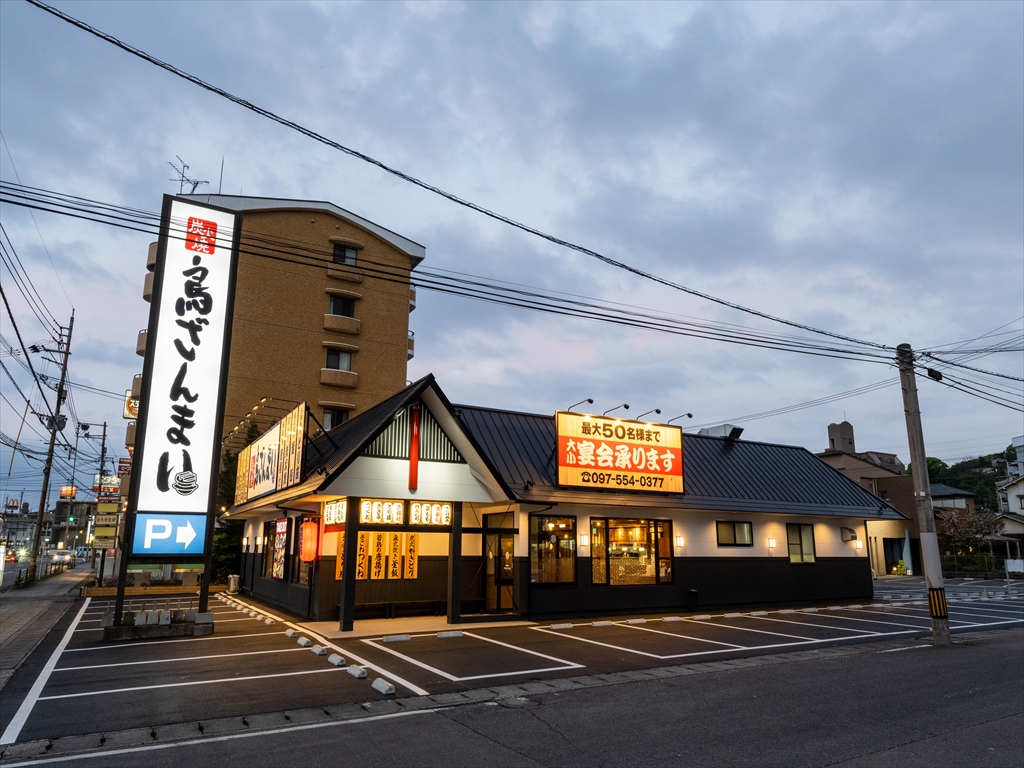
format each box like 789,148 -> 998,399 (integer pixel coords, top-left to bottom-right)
132,195 -> 422,457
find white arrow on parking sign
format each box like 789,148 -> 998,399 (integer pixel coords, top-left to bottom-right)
176,520 -> 197,548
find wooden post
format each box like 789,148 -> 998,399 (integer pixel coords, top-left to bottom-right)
447,501 -> 463,623
339,497 -> 360,632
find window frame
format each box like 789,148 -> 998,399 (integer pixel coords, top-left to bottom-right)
322,407 -> 349,431
787,523 -> 816,564
590,517 -> 674,586
333,244 -> 358,266
529,514 -> 577,586
325,349 -> 352,371
716,520 -> 754,547
329,295 -> 355,318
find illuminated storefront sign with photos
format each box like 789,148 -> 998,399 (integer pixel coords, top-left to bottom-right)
555,411 -> 683,493
233,402 -> 307,505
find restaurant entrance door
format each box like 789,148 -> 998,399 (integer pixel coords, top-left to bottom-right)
484,533 -> 514,613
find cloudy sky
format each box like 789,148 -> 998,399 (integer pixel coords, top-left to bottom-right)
1,1 -> 1021,507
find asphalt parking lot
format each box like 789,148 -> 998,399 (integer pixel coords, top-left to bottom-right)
1,579 -> 1021,751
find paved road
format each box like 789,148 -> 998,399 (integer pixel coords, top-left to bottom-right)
1,627 -> 1020,767
0,582 -> 1021,763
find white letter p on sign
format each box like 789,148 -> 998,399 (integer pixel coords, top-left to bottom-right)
144,518 -> 172,549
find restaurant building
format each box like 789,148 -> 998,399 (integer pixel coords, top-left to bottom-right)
226,376 -> 905,628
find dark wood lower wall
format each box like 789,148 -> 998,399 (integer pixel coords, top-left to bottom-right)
527,556 -> 873,617
240,553 -> 872,621
239,553 -> 482,621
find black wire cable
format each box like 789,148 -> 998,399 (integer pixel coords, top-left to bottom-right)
0,282 -> 57,421
0,186 -> 898,364
25,0 -> 894,353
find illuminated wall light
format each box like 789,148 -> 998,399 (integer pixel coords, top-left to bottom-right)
855,540 -> 863,549
580,534 -> 590,547
256,536 -> 263,550
243,536 -> 249,549
675,535 -> 685,548
768,537 -> 776,549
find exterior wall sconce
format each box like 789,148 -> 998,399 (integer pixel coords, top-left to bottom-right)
855,540 -> 863,549
675,535 -> 685,548
580,534 -> 590,547
243,536 -> 249,549
768,537 -> 776,549
256,536 -> 263,551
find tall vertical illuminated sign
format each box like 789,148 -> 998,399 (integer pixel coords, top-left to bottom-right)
130,197 -> 241,556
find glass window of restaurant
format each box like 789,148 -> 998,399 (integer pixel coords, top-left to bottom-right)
262,521 -> 276,577
530,515 -> 576,584
716,521 -> 753,547
591,519 -> 673,585
787,523 -> 816,564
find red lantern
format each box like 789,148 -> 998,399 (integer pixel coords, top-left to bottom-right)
299,521 -> 319,562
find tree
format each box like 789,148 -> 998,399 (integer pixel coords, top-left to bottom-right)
936,507 -> 1002,556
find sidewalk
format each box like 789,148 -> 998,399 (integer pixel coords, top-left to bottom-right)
0,567 -> 94,691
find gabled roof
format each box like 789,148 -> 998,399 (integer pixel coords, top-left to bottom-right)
182,193 -> 426,266
226,376 -> 511,516
930,483 -> 975,498
456,406 -> 905,519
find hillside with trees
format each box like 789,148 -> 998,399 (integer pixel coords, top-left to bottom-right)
909,444 -> 1017,512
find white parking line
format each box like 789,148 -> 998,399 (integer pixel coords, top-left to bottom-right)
749,615 -> 877,635
55,647 -> 306,672
361,632 -> 583,682
1,598 -> 91,745
0,708 -> 435,767
679,618 -> 816,641
37,668 -> 343,701
63,631 -> 283,652
530,625 -> 918,660
229,596 -> 429,696
615,624 -> 745,649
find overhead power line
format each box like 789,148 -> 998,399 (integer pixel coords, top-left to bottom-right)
27,0 -> 894,354
0,182 -> 896,365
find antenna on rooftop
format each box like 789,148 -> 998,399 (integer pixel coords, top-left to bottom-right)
168,156 -> 209,194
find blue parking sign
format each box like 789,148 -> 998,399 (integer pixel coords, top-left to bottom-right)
132,513 -> 208,556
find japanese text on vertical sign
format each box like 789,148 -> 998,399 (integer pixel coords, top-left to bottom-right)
135,199 -> 238,521
555,411 -> 683,492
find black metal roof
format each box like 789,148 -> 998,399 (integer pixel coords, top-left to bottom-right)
455,405 -> 906,519
930,483 -> 975,498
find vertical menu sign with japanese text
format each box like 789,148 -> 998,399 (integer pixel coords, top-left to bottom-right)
132,198 -> 240,556
556,411 -> 683,493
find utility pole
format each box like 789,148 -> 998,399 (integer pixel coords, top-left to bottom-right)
95,422 -> 107,586
28,312 -> 74,581
897,343 -> 951,646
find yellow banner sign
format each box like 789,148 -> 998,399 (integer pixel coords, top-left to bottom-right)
556,411 -> 683,493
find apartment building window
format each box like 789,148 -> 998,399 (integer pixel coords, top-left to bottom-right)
329,295 -> 355,317
787,524 -> 816,564
326,349 -> 352,371
530,515 -> 575,584
322,408 -> 348,430
716,521 -> 753,547
333,245 -> 357,266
